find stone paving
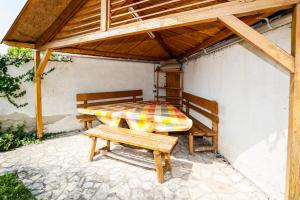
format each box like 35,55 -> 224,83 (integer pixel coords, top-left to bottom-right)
0,131 -> 269,200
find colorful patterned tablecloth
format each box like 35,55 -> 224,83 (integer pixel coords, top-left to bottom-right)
78,101 -> 192,132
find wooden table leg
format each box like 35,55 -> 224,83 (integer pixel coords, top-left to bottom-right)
90,137 -> 97,161
165,153 -> 172,171
153,151 -> 164,183
107,140 -> 111,152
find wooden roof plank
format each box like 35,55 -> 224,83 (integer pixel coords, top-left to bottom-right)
41,0 -> 299,50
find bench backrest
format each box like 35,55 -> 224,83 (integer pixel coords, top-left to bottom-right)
76,90 -> 143,108
182,92 -> 219,133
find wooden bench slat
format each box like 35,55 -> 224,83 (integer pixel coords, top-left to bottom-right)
77,90 -> 143,101
85,125 -> 178,153
77,97 -> 143,108
182,92 -> 218,114
76,114 -> 97,121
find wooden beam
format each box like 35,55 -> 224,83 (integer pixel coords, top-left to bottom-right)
153,32 -> 175,58
219,15 -> 295,73
35,49 -> 53,77
40,0 -> 300,50
36,0 -> 89,47
57,48 -> 163,61
34,51 -> 42,139
2,40 -> 35,49
101,0 -> 110,31
286,3 -> 300,200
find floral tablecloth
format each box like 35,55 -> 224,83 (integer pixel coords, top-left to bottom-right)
78,101 -> 192,132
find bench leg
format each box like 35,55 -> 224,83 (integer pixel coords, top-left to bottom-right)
90,137 -> 97,161
88,121 -> 93,129
153,151 -> 164,183
188,132 -> 194,155
164,153 -> 172,171
84,121 -> 88,130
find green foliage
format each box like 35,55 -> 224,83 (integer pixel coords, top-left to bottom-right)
0,123 -> 65,152
0,173 -> 36,200
0,47 -> 72,108
0,123 -> 38,152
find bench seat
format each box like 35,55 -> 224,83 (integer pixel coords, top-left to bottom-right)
85,125 -> 178,183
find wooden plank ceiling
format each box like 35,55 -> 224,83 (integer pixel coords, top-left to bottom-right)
3,0 -> 278,61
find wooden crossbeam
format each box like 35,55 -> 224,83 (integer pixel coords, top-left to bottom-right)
219,15 -> 295,73
40,0 -> 300,50
35,49 -> 53,77
286,3 -> 300,200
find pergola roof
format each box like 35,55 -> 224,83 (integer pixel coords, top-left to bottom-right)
1,0 -> 296,61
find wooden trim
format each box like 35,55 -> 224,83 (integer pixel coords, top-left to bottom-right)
286,3 -> 300,200
35,49 -> 53,77
41,0 -> 299,50
3,41 -> 35,49
219,15 -> 295,73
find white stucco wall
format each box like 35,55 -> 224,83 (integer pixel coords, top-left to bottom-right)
0,56 -> 155,132
183,25 -> 291,200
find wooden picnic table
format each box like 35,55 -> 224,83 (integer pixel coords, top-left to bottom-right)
78,101 -> 193,133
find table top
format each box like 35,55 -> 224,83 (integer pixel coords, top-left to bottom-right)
78,101 -> 193,132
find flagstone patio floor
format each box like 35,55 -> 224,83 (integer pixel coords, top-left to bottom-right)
0,131 -> 269,200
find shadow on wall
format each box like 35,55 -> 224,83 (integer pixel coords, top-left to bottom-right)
0,112 -> 67,131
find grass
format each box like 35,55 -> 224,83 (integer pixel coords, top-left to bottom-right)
0,173 -> 36,200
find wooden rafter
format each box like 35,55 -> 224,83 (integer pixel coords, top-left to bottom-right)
153,32 -> 175,58
219,15 -> 294,73
41,0 -> 300,50
36,0 -> 89,47
179,13 -> 272,59
128,3 -> 175,58
286,3 -> 300,200
101,0 -> 110,31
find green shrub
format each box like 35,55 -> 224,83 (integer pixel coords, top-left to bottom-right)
0,123 -> 38,152
0,123 -> 65,152
0,172 -> 36,200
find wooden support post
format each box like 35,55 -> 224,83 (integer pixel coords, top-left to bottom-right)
34,51 -> 42,138
286,3 -> 300,200
219,15 -> 295,73
34,49 -> 52,139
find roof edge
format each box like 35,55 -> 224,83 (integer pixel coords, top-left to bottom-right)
1,0 -> 32,44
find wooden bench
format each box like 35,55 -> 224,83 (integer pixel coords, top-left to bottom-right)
76,90 -> 143,129
182,92 -> 219,154
85,125 -> 178,183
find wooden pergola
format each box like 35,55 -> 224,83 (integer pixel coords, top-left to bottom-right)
1,0 -> 299,198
